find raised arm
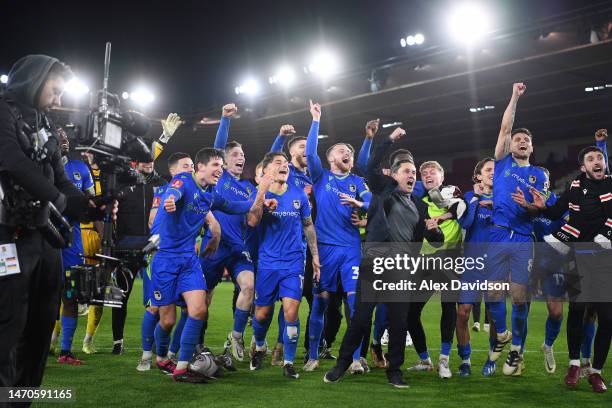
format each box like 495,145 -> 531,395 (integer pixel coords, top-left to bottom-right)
367,127 -> 406,194
154,113 -> 184,160
305,100 -> 324,182
495,83 -> 526,160
270,124 -> 295,153
213,103 -> 237,149
355,119 -> 379,176
595,129 -> 609,174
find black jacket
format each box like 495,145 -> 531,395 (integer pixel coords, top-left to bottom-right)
116,172 -> 167,238
0,55 -> 84,223
544,172 -> 612,243
365,138 -> 444,245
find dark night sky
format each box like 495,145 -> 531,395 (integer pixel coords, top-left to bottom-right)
1,0 -> 579,113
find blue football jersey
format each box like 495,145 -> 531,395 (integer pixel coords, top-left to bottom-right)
460,191 -> 493,244
258,184 -> 311,269
492,154 -> 546,236
305,119 -> 372,247
150,182 -> 168,235
62,158 -> 94,268
311,170 -> 371,247
159,172 -> 253,254
288,163 -> 312,192
206,171 -> 256,250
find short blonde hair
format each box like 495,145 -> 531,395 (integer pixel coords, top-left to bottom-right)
419,160 -> 444,174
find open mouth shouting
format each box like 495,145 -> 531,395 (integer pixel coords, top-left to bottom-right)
592,164 -> 604,178
212,171 -> 222,182
424,177 -> 435,188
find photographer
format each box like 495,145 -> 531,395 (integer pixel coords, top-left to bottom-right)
0,55 -> 98,390
111,114 -> 182,354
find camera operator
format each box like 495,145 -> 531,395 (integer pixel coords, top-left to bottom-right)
0,55 -> 103,391
111,113 -> 182,354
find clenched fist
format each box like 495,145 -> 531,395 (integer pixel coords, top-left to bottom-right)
222,103 -> 238,118
365,119 -> 380,139
595,129 -> 608,141
280,124 -> 296,136
512,83 -> 526,98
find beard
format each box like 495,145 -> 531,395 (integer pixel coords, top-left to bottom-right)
295,156 -> 307,168
512,151 -> 530,160
586,169 -> 605,180
336,161 -> 350,173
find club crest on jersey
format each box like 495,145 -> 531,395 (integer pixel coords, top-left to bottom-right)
504,169 -> 511,177
154,291 -> 162,301
223,181 -> 230,189
349,184 -> 356,193
325,183 -> 331,191
293,200 -> 301,209
528,175 -> 536,184
171,179 -> 184,189
73,172 -> 82,181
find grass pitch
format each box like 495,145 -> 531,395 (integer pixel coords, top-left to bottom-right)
40,280 -> 610,407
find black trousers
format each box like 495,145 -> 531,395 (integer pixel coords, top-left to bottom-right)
337,299 -> 409,377
0,229 -> 62,397
407,297 -> 457,355
336,257 -> 410,378
567,302 -> 612,370
112,263 -> 138,341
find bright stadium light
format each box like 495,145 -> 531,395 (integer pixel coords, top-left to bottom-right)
306,50 -> 339,79
447,3 -> 491,45
235,79 -> 260,96
0,75 -> 7,84
130,88 -> 155,105
121,91 -> 130,100
64,77 -> 90,97
401,33 -> 425,48
242,79 -> 260,95
382,121 -> 403,128
269,66 -> 296,87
